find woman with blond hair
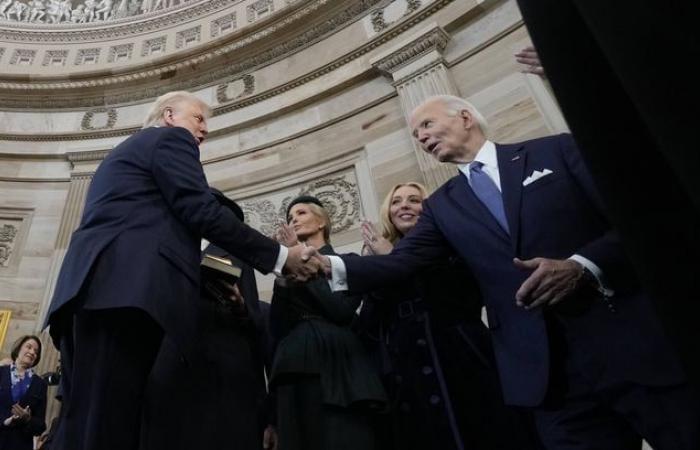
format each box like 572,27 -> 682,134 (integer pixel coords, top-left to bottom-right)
269,195 -> 386,450
357,182 -> 537,450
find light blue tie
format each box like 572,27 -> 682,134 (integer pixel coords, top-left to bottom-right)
469,161 -> 510,234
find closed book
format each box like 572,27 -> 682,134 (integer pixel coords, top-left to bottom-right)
201,253 -> 242,285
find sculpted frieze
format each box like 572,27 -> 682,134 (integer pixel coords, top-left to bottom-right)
239,174 -> 361,237
0,223 -> 18,268
0,0 -> 225,42
0,0 -> 198,26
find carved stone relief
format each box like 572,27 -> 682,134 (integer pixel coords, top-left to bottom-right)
81,107 -> 118,130
75,47 -> 100,65
238,172 -> 361,238
0,223 -> 19,268
246,0 -> 273,23
0,0 -> 198,25
175,25 -> 200,49
216,74 -> 255,104
9,48 -> 36,65
141,35 -> 166,56
368,0 -> 422,33
210,11 -> 236,38
42,49 -> 68,65
0,209 -> 32,273
107,42 -> 132,62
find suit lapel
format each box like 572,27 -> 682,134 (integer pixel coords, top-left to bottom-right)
445,175 -> 511,244
497,143 -> 526,254
19,373 -> 40,407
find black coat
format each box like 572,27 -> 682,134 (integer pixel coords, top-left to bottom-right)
141,245 -> 271,450
0,366 -> 47,450
357,257 -> 537,450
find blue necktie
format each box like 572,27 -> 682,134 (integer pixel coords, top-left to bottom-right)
469,161 -> 510,234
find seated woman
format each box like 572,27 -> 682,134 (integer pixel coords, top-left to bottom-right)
357,182 -> 538,450
269,195 -> 386,450
0,335 -> 47,450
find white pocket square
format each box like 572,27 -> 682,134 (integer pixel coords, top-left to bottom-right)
522,168 -> 553,186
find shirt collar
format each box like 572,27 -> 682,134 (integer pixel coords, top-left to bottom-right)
458,140 -> 497,174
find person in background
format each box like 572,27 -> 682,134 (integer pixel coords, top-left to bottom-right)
0,335 -> 47,450
140,188 -> 275,450
356,182 -> 538,450
269,195 -> 386,450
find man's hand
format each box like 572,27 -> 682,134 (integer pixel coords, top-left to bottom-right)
300,246 -> 332,277
283,244 -> 323,281
515,46 -> 545,78
514,257 -> 585,309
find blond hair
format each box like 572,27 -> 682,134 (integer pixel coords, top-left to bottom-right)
142,91 -> 212,128
379,182 -> 428,244
287,202 -> 332,244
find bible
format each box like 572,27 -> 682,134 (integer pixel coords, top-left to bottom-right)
201,253 -> 242,285
201,254 -> 242,303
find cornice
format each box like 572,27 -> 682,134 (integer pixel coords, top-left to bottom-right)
372,25 -> 449,74
66,149 -> 111,162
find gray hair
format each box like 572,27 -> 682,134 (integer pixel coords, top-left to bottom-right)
417,95 -> 489,136
142,91 -> 212,128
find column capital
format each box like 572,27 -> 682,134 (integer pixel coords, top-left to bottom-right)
371,23 -> 450,79
66,149 -> 111,175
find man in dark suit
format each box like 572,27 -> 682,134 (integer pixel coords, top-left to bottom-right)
310,95 -> 699,449
44,91 -> 319,450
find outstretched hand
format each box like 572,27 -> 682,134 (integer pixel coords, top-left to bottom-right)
283,244 -> 323,282
515,46 -> 545,78
514,257 -> 585,309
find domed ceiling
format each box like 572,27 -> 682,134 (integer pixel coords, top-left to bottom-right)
0,0 -> 390,108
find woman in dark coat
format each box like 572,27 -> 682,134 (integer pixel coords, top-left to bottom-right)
0,335 -> 48,450
269,195 -> 386,450
357,182 -> 538,450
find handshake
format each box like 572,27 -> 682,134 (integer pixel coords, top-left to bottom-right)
282,244 -> 332,282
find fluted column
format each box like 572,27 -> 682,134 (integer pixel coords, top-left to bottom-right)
35,149 -> 108,422
371,24 -> 460,191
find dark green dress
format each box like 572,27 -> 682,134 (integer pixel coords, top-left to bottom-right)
269,244 -> 386,450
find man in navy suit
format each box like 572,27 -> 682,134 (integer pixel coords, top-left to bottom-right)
44,91 -> 319,450
310,95 -> 699,449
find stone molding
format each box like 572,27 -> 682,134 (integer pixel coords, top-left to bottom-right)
372,24 -> 449,75
66,149 -> 111,163
0,0 -> 453,109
